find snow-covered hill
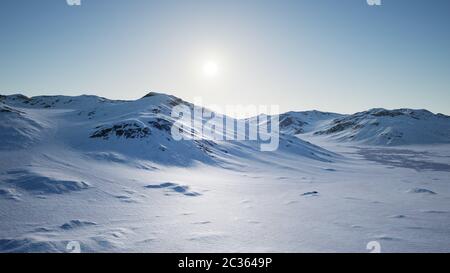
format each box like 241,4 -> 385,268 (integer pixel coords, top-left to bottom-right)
312,108 -> 450,146
249,108 -> 450,146
279,111 -> 343,135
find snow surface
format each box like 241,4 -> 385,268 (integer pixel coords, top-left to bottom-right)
0,93 -> 449,252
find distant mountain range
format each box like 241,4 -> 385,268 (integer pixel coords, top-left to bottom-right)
2,93 -> 449,155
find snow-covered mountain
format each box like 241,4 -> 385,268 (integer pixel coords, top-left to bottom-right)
3,94 -> 448,149
0,92 -> 336,167
249,108 -> 450,146
312,108 -> 450,145
1,93 -> 449,253
278,111 -> 343,134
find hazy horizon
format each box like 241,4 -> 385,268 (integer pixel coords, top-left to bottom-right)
1,0 -> 449,115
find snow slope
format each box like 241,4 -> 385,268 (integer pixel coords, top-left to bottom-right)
0,102 -> 51,150
0,93 -> 449,252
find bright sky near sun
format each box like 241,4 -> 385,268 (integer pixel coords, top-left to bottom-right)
0,0 -> 449,115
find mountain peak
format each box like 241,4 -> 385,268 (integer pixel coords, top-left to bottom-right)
141,91 -> 174,99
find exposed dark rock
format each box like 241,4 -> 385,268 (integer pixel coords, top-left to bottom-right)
316,120 -> 355,135
11,94 -> 31,101
151,108 -> 161,114
353,124 -> 365,130
194,139 -> 215,154
371,109 -> 404,117
142,92 -> 158,98
168,97 -> 184,107
436,113 -> 450,119
90,122 -> 151,139
87,111 -> 96,119
148,118 -> 172,132
279,115 -> 308,134
302,191 -> 319,196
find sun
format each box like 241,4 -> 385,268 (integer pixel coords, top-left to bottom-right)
202,61 -> 219,77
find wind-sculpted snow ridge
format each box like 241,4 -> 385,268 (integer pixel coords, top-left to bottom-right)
4,170 -> 90,194
60,220 -> 98,230
0,104 -> 50,149
144,182 -> 201,196
0,188 -> 21,201
312,108 -> 450,146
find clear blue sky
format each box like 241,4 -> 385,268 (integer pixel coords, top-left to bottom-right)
1,0 -> 449,115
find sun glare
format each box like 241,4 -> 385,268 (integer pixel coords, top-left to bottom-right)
203,61 -> 219,77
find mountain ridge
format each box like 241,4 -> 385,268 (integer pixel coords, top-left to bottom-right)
1,92 -> 449,147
